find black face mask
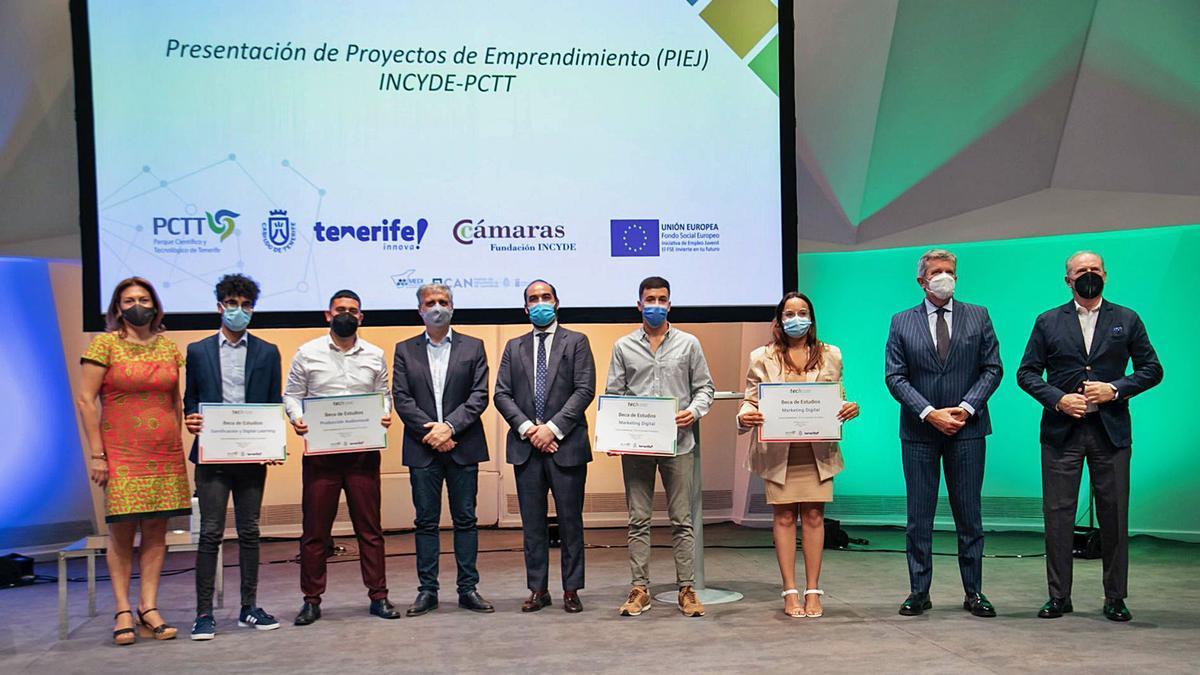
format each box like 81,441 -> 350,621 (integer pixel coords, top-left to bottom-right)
330,313 -> 359,338
121,305 -> 156,327
1073,271 -> 1104,300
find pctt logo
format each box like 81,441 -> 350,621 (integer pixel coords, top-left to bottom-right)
205,210 -> 238,241
262,209 -> 296,253
152,209 -> 238,239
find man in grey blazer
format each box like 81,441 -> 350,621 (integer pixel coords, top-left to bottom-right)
494,280 -> 596,613
885,249 -> 1003,617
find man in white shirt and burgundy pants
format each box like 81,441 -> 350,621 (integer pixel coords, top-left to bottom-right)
284,289 -> 400,624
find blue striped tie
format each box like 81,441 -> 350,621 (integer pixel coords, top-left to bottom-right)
535,332 -> 548,422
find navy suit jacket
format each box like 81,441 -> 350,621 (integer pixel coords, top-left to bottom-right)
493,326 -> 596,467
183,332 -> 283,463
885,300 -> 1003,442
1016,300 -> 1162,448
391,331 -> 490,467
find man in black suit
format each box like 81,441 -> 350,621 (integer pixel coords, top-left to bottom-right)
494,280 -> 596,613
885,249 -> 1003,618
1017,251 -> 1162,622
392,283 -> 493,616
183,274 -> 282,639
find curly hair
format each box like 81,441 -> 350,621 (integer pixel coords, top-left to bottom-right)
214,274 -> 261,305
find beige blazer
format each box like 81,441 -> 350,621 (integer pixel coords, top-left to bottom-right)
738,343 -> 846,486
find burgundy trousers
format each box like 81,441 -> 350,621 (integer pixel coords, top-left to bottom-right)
300,451 -> 388,604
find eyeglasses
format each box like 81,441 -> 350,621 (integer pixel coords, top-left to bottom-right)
223,301 -> 255,311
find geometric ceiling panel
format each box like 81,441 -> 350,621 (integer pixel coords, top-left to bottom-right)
860,0 -> 1096,222
856,65 -> 1081,243
793,0 -> 898,226
1052,0 -> 1200,195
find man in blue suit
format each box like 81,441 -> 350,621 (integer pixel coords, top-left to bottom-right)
494,280 -> 596,614
1017,251 -> 1162,622
392,283 -> 493,617
183,274 -> 282,639
885,249 -> 1003,617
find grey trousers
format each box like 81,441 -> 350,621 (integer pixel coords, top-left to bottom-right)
621,452 -> 695,588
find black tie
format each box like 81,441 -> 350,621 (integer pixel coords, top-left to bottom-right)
936,307 -> 950,363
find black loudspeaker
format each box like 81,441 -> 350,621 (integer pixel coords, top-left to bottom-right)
824,518 -> 850,550
0,553 -> 35,588
547,515 -> 561,548
1073,526 -> 1102,559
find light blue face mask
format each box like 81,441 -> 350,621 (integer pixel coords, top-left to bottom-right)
222,306 -> 252,332
782,316 -> 811,338
528,302 -> 556,328
642,304 -> 668,328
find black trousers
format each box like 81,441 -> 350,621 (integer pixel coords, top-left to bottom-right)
194,463 -> 267,615
1041,416 -> 1131,601
410,454 -> 480,595
514,452 -> 587,592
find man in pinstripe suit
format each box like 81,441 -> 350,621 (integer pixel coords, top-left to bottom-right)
885,249 -> 1003,617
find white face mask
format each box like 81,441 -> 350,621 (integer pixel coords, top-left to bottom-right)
926,272 -> 955,301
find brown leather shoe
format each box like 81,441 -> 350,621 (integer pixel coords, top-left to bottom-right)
678,586 -> 706,617
619,586 -> 651,616
522,590 -> 551,612
563,591 -> 583,613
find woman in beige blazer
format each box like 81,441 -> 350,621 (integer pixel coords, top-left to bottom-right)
738,292 -> 859,618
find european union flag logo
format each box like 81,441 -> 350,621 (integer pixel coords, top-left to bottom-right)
610,219 -> 660,257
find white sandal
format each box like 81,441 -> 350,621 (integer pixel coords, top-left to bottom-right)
804,589 -> 824,618
781,589 -> 804,618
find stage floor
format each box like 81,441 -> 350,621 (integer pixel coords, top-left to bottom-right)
2,524 -> 1197,673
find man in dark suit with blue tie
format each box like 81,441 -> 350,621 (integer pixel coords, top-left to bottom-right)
1017,251 -> 1162,622
885,249 -> 1003,617
182,274 -> 283,639
494,280 -> 596,614
392,283 -> 494,616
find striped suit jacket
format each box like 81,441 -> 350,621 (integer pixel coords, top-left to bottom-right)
884,300 -> 1003,442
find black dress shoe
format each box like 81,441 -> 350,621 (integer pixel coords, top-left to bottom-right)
369,598 -> 402,619
963,592 -> 996,617
294,603 -> 321,626
458,590 -> 495,613
563,591 -> 583,614
522,591 -> 551,613
406,591 -> 439,617
1103,598 -> 1132,622
898,592 -> 932,616
1037,597 -> 1073,618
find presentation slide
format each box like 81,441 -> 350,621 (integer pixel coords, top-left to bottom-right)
80,0 -> 785,320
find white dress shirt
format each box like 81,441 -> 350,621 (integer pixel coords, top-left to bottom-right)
425,329 -> 453,424
516,322 -> 564,440
1075,299 -> 1114,412
1075,299 -> 1102,355
918,297 -> 975,420
283,334 -> 391,422
218,330 -> 248,404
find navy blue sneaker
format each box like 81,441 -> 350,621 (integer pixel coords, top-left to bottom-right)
238,606 -> 280,631
191,614 -> 216,641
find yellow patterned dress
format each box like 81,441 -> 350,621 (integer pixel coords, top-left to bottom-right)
81,333 -> 191,522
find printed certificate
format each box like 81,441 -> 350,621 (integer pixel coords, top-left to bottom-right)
197,403 -> 288,463
757,382 -> 842,442
302,393 -> 388,455
594,395 -> 678,456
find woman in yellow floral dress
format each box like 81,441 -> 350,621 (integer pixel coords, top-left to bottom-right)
78,277 -> 189,644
